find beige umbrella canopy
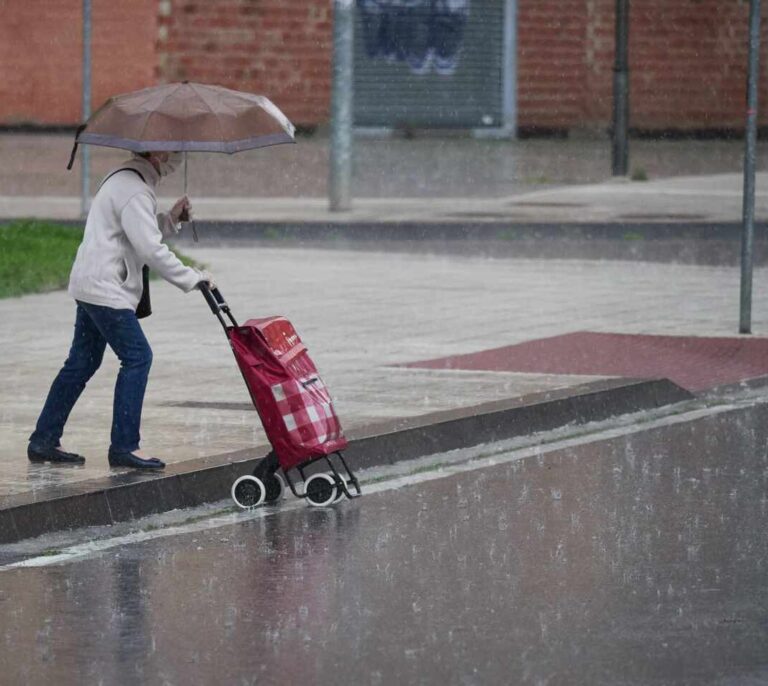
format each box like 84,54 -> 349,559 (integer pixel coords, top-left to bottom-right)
67,81 -> 295,168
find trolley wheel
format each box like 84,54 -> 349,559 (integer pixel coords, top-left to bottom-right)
304,473 -> 338,507
263,472 -> 286,504
231,475 -> 266,509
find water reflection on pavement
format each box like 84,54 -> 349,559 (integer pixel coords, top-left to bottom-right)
2,401 -> 768,685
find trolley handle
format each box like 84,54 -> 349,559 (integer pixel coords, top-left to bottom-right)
199,282 -> 239,332
199,281 -> 220,315
211,286 -> 226,306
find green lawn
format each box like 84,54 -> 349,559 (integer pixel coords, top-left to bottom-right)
0,220 -> 201,299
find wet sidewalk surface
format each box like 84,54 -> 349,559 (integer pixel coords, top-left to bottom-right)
1,134 -> 768,224
1,396 -> 767,684
406,331 -> 768,392
3,246 -> 768,504
1,133 -> 763,198
3,134 -> 768,530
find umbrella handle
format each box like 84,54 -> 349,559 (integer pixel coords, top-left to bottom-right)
183,151 -> 199,242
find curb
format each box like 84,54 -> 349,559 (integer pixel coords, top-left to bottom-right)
0,377 -> 692,544
171,220 -> 766,242
161,221 -> 768,266
6,218 -> 767,241
6,219 -> 768,265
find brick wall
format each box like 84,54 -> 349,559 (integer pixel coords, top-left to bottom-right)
157,0 -> 332,128
0,0 -> 157,126
2,0 -> 767,133
517,0 -> 589,131
627,0 -> 768,131
517,0 -> 768,132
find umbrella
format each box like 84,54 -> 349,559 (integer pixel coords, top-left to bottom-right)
68,81 -> 295,162
66,81 -> 296,237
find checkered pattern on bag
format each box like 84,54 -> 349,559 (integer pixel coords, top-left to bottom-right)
271,374 -> 343,449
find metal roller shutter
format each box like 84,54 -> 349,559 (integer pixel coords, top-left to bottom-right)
354,0 -> 506,129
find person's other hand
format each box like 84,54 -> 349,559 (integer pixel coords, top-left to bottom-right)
196,270 -> 216,289
170,195 -> 192,224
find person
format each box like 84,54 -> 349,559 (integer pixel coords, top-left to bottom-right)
28,150 -> 213,470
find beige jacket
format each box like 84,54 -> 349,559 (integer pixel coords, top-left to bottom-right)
68,156 -> 201,310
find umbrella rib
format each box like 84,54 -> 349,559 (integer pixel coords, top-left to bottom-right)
126,87 -> 169,113
136,82 -> 186,147
188,82 -> 227,142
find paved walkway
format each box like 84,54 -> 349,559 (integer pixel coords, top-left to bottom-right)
3,173 -> 768,225
3,246 -> 768,501
1,133 -> 763,198
2,133 -> 768,506
1,133 -> 767,224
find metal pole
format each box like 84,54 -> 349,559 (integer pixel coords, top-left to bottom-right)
184,150 -> 198,241
329,0 -> 354,212
611,0 -> 629,176
740,0 -> 762,334
502,0 -> 518,137
81,0 -> 92,218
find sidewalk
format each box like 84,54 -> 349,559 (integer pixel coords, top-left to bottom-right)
3,245 -> 768,538
2,132 -> 763,196
1,132 -> 767,224
2,134 -> 767,230
3,173 -> 768,225
2,133 -> 768,541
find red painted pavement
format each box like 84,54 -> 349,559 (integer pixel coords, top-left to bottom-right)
403,332 -> 768,392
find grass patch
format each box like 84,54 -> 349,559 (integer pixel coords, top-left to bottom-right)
262,226 -> 283,241
523,174 -> 552,185
496,228 -> 519,241
631,167 -> 649,181
0,220 -> 202,299
623,231 -> 645,241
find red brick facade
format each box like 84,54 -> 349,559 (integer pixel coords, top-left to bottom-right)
518,0 -> 768,132
629,0 -> 768,131
0,0 -> 157,126
2,0 -> 766,132
156,0 -> 332,126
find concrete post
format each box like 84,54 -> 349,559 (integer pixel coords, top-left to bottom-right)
740,0 -> 761,334
329,0 -> 354,212
612,0 -> 629,177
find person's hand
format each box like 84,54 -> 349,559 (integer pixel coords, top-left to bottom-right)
170,195 -> 192,225
196,269 -> 216,289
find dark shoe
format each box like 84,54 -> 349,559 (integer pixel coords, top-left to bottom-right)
28,443 -> 86,465
108,451 -> 165,470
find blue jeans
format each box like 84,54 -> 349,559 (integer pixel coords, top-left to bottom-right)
30,302 -> 153,454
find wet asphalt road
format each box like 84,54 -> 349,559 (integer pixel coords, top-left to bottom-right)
2,400 -> 768,685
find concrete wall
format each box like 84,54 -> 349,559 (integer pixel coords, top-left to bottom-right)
2,0 -> 766,133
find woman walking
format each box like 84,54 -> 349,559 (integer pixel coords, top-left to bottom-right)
28,150 -> 212,470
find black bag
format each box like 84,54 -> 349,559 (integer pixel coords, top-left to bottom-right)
136,265 -> 152,319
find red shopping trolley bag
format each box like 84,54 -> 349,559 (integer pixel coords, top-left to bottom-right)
200,284 -> 360,508
228,316 -> 348,471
